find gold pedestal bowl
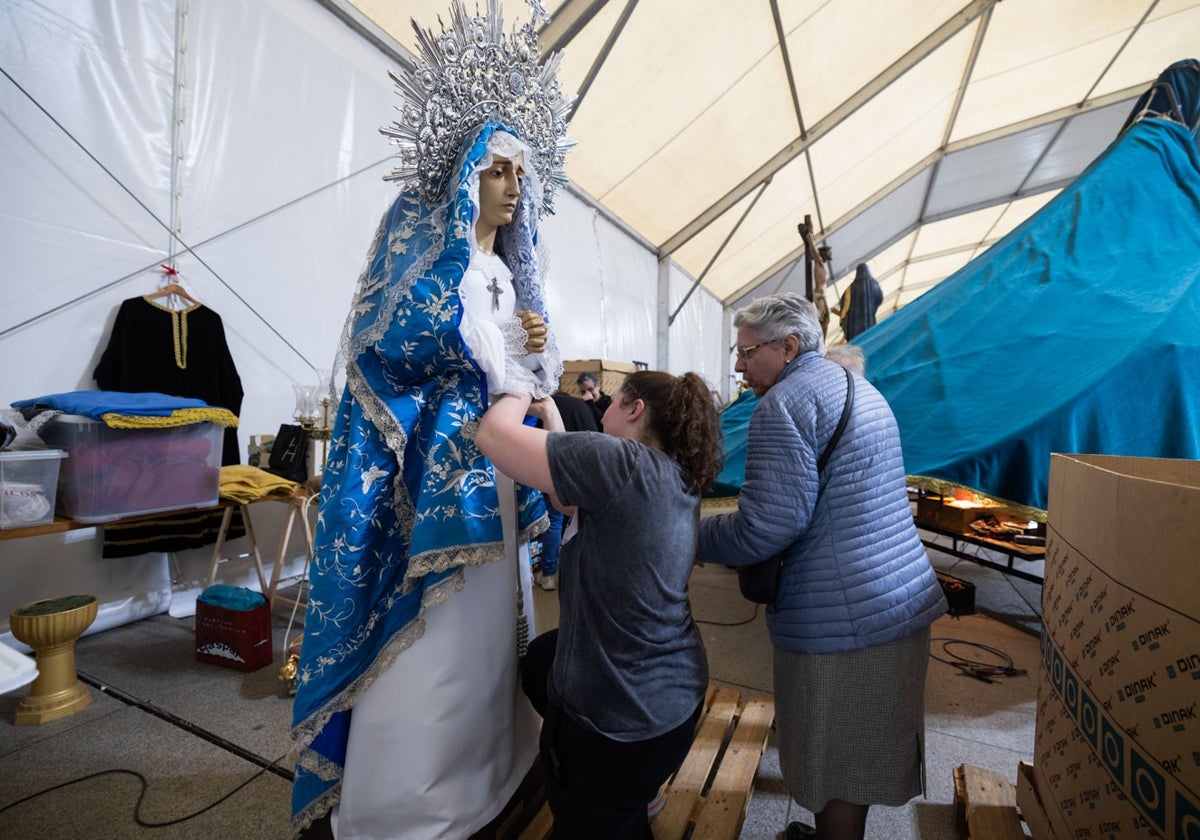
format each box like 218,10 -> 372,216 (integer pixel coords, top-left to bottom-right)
9,595 -> 98,725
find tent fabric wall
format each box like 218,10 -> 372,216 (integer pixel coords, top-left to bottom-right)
1,0 -> 719,442
668,264 -> 728,393
0,0 -> 721,633
386,0 -> 1200,314
1,0 -> 400,444
540,197 -> 664,366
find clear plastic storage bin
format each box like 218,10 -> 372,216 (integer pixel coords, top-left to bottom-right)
0,449 -> 67,530
40,416 -> 222,523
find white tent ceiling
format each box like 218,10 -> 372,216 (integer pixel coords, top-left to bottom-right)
336,0 -> 1199,338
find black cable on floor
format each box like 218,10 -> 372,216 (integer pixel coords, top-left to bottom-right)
76,669 -> 293,781
929,637 -> 1024,683
0,755 -> 288,827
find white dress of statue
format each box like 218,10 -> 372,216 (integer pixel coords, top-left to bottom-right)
335,244 -> 544,839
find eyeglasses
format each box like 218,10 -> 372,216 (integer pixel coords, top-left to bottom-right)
735,340 -> 778,361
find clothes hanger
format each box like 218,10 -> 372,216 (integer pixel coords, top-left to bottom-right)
145,282 -> 199,304
145,265 -> 200,307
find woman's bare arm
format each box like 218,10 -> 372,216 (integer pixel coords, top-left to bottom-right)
476,392 -> 555,495
524,396 -> 573,514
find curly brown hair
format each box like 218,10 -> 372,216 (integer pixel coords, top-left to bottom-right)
617,370 -> 724,493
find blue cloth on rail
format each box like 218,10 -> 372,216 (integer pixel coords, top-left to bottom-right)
857,117 -> 1200,509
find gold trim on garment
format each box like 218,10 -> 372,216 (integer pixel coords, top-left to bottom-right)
142,295 -> 202,370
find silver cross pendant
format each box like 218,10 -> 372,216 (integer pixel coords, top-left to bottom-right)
487,277 -> 503,312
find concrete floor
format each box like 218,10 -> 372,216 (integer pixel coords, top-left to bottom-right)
0,530 -> 1043,839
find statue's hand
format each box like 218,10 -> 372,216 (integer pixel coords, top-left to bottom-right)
518,310 -> 547,355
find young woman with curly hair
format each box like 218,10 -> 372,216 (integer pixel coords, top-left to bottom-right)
476,370 -> 723,840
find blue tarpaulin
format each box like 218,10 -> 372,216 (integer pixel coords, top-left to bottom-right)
708,389 -> 758,498
858,115 -> 1200,510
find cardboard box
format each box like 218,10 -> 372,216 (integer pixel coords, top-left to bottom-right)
1033,454 -> 1200,840
195,586 -> 273,672
559,359 -> 641,398
914,493 -> 1008,533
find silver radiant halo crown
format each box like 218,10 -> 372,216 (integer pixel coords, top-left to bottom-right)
381,0 -> 576,214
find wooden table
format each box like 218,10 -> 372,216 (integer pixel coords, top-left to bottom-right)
916,519 -> 1045,584
0,502 -> 228,541
2,491 -> 317,608
204,489 -> 317,608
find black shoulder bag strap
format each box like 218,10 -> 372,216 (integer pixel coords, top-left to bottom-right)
818,367 -> 855,474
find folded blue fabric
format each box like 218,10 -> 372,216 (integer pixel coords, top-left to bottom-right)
12,390 -> 210,418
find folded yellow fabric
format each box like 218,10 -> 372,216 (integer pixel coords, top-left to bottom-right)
102,407 -> 239,429
219,465 -> 299,504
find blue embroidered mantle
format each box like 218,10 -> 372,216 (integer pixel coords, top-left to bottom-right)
291,123 -> 553,830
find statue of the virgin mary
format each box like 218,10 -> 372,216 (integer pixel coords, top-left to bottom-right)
291,2 -> 574,835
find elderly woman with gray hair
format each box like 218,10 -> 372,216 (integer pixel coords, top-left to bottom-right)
697,293 -> 946,840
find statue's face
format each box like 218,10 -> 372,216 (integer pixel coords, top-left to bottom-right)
478,154 -> 524,233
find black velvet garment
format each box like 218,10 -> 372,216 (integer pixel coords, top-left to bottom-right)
93,296 -> 245,557
95,296 -> 244,464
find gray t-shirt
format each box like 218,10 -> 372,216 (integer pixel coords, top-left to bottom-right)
545,431 -> 708,741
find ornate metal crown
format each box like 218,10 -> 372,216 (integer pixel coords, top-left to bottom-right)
381,0 -> 576,214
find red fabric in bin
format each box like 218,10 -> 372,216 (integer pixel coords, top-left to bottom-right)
62,429 -> 217,514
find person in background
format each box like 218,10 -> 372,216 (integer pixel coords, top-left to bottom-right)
533,390 -> 600,590
698,293 -> 946,840
476,370 -> 723,840
575,370 -> 612,426
834,263 -> 884,341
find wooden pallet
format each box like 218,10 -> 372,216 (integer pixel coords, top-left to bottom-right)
519,684 -> 775,840
952,764 -> 1031,840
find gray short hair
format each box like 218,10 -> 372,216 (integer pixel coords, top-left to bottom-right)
733,293 -> 826,355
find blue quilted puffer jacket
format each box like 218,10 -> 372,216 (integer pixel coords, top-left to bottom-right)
699,352 -> 946,654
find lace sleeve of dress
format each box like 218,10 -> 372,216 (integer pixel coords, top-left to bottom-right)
496,358 -> 551,399
489,318 -> 560,399
521,319 -> 561,400
497,316 -> 530,358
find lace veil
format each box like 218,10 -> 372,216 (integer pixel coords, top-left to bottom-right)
334,122 -> 562,400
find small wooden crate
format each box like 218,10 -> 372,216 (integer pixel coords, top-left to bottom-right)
952,763 -> 1036,840
915,494 -> 1008,533
519,684 -> 774,840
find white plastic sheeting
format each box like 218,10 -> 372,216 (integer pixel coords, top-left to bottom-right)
1,0 -> 706,446
540,196 -> 663,365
